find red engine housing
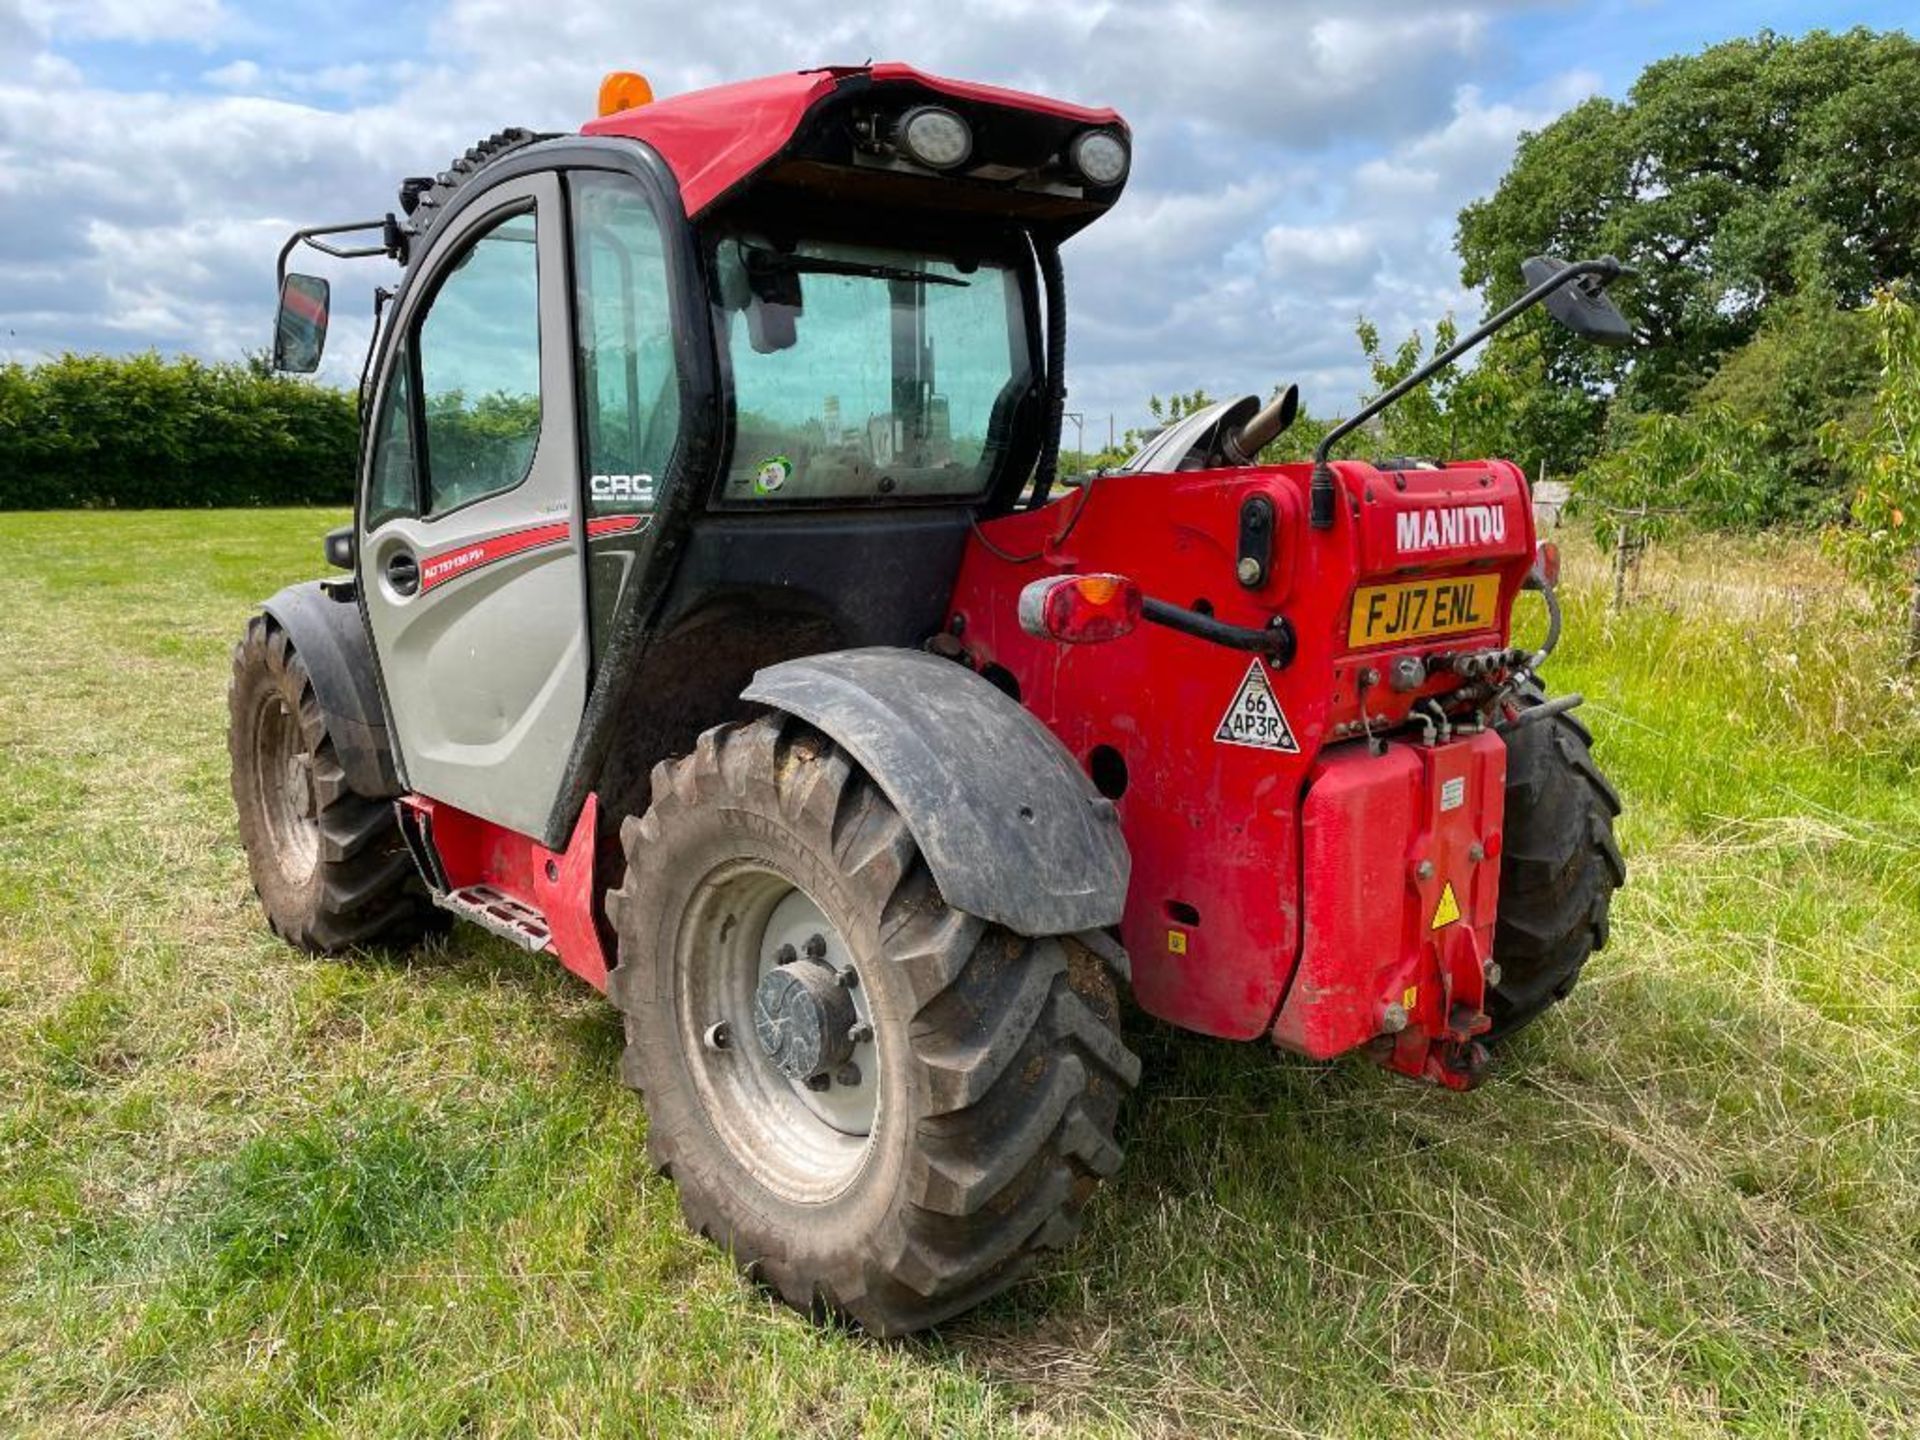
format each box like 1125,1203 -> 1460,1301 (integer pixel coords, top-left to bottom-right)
948,458 -> 1536,1082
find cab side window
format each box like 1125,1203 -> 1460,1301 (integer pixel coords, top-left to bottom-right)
417,208 -> 542,516
363,355 -> 416,531
571,174 -> 678,515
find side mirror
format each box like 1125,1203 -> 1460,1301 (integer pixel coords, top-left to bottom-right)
1523,255 -> 1633,348
323,524 -> 354,570
273,272 -> 331,373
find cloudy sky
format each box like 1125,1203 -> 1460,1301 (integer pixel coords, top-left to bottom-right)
0,0 -> 1903,441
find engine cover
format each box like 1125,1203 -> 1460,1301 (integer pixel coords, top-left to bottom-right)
949,455 -> 1535,1056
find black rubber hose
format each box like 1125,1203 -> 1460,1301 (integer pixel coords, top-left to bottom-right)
1526,572 -> 1564,672
1027,240 -> 1068,508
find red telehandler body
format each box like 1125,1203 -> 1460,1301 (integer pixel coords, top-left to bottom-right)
234,62 -> 1625,1334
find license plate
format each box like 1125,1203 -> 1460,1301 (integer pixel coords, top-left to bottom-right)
1348,574 -> 1501,648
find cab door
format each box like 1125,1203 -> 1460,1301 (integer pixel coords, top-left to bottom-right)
357,172 -> 587,837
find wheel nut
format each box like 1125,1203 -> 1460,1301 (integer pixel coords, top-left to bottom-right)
834,1061 -> 862,1087
847,1021 -> 874,1044
1381,1002 -> 1409,1034
804,1072 -> 832,1092
1484,961 -> 1502,987
703,1021 -> 731,1051
774,943 -> 797,966
837,967 -> 859,990
804,934 -> 828,962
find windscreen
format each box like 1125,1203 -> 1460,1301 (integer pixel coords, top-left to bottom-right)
712,235 -> 1031,503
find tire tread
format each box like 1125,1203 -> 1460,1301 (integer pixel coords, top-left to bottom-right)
1488,684 -> 1625,1039
229,613 -> 439,955
608,713 -> 1137,1335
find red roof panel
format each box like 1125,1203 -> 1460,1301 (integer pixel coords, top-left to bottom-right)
583,62 -> 1123,217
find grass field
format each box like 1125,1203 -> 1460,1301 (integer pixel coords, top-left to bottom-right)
2,509 -> 1918,1438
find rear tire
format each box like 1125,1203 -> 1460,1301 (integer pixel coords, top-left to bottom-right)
228,613 -> 438,953
608,714 -> 1139,1336
1487,684 -> 1625,1040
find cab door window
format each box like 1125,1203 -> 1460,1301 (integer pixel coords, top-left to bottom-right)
570,173 -> 679,517
416,208 -> 543,517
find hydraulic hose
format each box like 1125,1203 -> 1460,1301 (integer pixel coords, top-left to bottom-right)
1528,572 -> 1563,672
1027,240 -> 1068,508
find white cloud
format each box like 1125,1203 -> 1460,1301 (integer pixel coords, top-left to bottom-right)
202,57 -> 260,89
1262,224 -> 1378,288
21,0 -> 229,44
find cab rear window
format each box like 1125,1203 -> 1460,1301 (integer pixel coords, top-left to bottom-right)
713,236 -> 1030,503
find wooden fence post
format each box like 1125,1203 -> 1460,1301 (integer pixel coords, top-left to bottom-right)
1612,519 -> 1632,614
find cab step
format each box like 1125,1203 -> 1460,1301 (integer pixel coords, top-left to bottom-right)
434,884 -> 551,951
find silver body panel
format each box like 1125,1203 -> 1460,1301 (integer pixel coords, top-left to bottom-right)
358,172 -> 588,837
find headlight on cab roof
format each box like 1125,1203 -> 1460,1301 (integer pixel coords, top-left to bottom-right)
896,106 -> 973,170
1069,129 -> 1129,187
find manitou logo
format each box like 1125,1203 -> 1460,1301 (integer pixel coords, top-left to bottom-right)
1396,504 -> 1507,554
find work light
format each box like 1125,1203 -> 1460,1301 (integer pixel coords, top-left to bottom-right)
897,106 -> 973,170
1069,130 -> 1130,186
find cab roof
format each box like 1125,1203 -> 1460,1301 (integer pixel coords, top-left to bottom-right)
582,62 -> 1126,219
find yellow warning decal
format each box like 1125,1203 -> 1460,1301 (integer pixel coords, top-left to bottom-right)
1168,930 -> 1188,955
1431,882 -> 1461,930
1402,985 -> 1418,1011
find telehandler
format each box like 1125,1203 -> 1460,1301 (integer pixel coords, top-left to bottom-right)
236,62 -> 1626,1334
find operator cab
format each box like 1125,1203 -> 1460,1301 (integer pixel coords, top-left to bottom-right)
270,64 -> 1130,848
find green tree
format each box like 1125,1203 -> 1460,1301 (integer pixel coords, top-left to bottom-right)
1349,316 -> 1586,471
1578,407 -> 1771,531
1147,390 -> 1216,425
1690,290 -> 1878,522
1824,288 -> 1920,666
1458,27 -> 1920,454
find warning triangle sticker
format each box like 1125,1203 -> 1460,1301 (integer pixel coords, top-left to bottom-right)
1214,659 -> 1301,753
1431,882 -> 1461,930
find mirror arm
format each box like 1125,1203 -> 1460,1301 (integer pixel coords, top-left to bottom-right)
274,219 -> 398,290
1307,256 -> 1632,530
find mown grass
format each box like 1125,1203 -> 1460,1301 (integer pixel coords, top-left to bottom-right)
1,509 -> 1916,1437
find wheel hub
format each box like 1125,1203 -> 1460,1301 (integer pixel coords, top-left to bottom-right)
753,955 -> 857,1081
675,872 -> 879,1202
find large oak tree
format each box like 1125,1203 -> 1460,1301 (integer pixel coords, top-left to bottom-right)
1457,28 -> 1920,459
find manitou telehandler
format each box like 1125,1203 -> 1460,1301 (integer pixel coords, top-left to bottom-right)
236,62 -> 1627,1335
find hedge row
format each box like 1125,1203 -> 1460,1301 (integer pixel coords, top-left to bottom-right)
0,353 -> 358,509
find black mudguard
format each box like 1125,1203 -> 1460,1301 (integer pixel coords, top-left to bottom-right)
742,648 -> 1129,938
259,579 -> 402,799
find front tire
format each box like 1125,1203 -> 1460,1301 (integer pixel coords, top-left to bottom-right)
1487,685 -> 1626,1039
608,715 -> 1139,1336
228,613 -> 438,953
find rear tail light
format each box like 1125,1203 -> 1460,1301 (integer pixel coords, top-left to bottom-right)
1532,541 -> 1561,588
1018,573 -> 1142,645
